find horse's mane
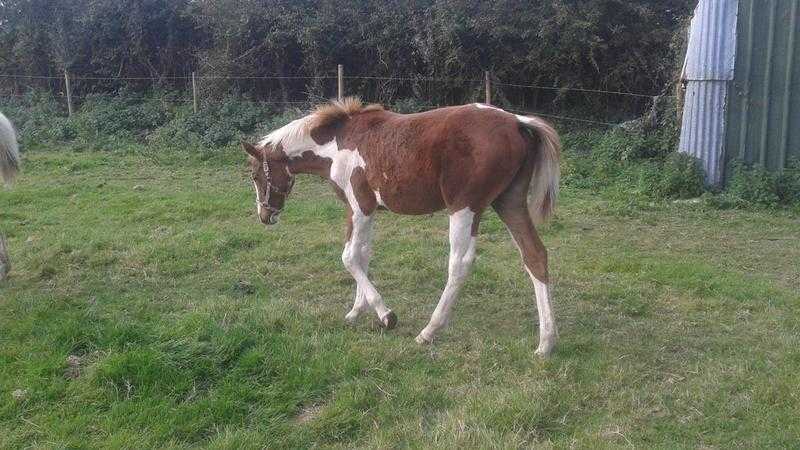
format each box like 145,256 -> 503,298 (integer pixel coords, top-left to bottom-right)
258,97 -> 383,151
312,97 -> 384,130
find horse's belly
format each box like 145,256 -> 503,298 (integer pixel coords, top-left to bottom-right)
374,179 -> 444,215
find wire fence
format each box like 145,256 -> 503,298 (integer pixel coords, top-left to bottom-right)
0,68 -> 661,127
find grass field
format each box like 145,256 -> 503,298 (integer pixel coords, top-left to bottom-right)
1,148 -> 799,448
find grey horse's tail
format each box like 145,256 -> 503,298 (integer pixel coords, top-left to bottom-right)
517,114 -> 561,224
0,111 -> 20,186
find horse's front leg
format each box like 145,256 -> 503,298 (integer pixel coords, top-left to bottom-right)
344,221 -> 373,324
416,208 -> 478,344
341,211 -> 397,329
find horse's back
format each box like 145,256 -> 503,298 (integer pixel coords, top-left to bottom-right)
341,104 -> 530,213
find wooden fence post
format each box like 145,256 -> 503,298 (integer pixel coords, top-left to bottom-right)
484,71 -> 491,105
337,64 -> 344,101
64,69 -> 73,117
192,72 -> 198,113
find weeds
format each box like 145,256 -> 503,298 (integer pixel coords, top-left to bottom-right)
725,160 -> 800,208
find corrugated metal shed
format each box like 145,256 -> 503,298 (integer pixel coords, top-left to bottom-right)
724,0 -> 800,177
678,0 -> 739,185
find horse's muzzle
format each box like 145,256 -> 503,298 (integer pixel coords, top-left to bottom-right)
259,208 -> 280,225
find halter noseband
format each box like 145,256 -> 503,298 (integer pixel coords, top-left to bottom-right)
257,160 -> 295,213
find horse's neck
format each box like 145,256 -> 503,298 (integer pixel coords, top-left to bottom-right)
287,151 -> 332,178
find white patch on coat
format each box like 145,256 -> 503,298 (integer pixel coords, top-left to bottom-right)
258,112 -> 375,215
514,114 -> 551,130
253,180 -> 264,215
416,207 -> 477,343
503,222 -> 558,356
257,116 -> 314,155
473,103 -> 504,111
374,190 -> 386,207
329,147 -> 369,213
341,212 -> 392,322
314,138 -> 339,160
525,267 -> 557,356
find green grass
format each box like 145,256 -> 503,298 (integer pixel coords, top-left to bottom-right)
1,149 -> 799,449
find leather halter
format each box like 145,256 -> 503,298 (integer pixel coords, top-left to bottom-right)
257,160 -> 295,213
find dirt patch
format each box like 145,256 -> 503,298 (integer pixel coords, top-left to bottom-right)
295,403 -> 322,424
64,355 -> 82,379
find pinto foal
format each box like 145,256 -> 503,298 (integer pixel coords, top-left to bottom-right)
243,98 -> 560,356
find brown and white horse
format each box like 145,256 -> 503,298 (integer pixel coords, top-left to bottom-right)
243,98 -> 560,356
0,111 -> 20,281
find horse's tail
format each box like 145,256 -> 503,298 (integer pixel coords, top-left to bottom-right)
516,115 -> 561,224
0,111 -> 20,186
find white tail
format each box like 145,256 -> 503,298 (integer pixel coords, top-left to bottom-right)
516,115 -> 561,224
0,111 -> 20,186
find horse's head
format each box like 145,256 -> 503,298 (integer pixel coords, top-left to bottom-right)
242,142 -> 295,226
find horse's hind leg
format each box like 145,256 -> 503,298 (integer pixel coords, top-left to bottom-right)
416,207 -> 480,344
493,180 -> 557,357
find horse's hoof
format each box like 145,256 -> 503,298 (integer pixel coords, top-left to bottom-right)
414,333 -> 432,345
381,311 -> 398,330
344,311 -> 359,325
534,345 -> 554,358
535,334 -> 557,358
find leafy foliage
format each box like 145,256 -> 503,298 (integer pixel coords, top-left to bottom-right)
0,0 -> 694,115
560,92 -> 705,202
0,93 -> 305,152
638,153 -> 705,200
726,160 -> 800,208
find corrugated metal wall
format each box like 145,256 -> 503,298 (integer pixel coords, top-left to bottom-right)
678,0 -> 739,185
724,0 -> 800,178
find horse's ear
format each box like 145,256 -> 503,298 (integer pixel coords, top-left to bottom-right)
241,141 -> 261,159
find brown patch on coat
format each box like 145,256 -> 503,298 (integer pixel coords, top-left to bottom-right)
331,105 -> 531,216
288,150 -> 332,178
310,97 -> 384,145
350,167 -> 377,215
492,155 -> 549,282
312,97 -> 383,129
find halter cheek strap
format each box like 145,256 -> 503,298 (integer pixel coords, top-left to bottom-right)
258,161 -> 295,212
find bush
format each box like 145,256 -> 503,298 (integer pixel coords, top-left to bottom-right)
776,159 -> 800,204
561,129 -> 626,189
726,160 -> 800,207
637,152 -> 705,199
0,92 -> 74,146
0,93 -> 307,152
147,96 -> 297,149
69,93 -> 173,150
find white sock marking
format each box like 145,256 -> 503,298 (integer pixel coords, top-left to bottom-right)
525,268 -> 557,354
341,212 -> 391,321
418,208 -> 476,342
